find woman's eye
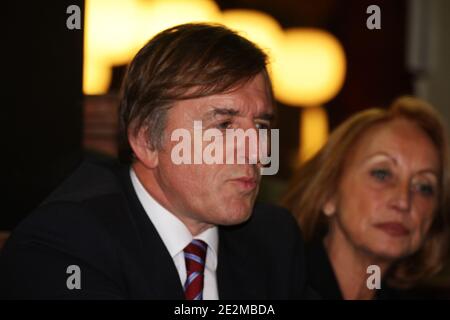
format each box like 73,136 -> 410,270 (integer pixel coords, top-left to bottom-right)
413,183 -> 435,197
370,169 -> 391,181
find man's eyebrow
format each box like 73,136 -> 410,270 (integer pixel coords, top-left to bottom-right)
256,112 -> 275,122
203,107 -> 275,122
203,107 -> 240,120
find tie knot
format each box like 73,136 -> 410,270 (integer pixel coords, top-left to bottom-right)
184,239 -> 207,272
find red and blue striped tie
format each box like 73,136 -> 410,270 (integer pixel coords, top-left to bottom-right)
183,239 -> 207,300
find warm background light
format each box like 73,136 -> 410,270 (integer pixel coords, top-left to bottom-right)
135,0 -> 222,51
272,28 -> 346,107
300,107 -> 329,162
271,28 -> 346,162
84,0 -> 142,94
84,0 -> 221,95
221,9 -> 284,75
84,1 -> 346,103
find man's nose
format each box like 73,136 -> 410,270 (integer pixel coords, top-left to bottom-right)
237,123 -> 261,166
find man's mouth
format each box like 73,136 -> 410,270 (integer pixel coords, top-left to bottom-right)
229,176 -> 258,191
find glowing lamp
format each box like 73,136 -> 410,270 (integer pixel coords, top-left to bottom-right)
83,0 -> 221,95
272,28 -> 346,106
222,9 -> 284,73
272,28 -> 346,162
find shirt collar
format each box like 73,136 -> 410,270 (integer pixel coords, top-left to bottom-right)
130,168 -> 218,268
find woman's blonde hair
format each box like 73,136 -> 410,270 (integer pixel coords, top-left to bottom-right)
282,96 -> 450,288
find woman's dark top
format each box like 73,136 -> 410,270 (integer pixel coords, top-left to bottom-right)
305,239 -> 404,300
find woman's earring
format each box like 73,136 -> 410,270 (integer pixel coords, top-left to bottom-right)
323,202 -> 335,217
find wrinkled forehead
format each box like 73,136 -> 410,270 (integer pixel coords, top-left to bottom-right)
203,70 -> 274,107
172,72 -> 275,118
206,73 -> 273,108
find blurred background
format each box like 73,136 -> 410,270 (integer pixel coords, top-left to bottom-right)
3,0 -> 450,297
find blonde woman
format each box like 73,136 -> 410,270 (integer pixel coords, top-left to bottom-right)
283,96 -> 450,299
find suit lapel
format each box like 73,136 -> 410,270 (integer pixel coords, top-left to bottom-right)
119,166 -> 185,299
136,214 -> 185,299
217,225 -> 267,299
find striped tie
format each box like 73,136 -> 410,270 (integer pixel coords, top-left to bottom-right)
183,239 -> 207,300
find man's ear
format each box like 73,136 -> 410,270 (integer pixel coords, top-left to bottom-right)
323,196 -> 337,217
128,128 -> 159,169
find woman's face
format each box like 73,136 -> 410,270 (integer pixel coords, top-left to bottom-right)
327,118 -> 440,261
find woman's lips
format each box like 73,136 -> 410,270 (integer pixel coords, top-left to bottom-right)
374,222 -> 410,237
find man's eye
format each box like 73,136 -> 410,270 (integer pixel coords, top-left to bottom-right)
370,169 -> 391,181
255,122 -> 270,130
217,121 -> 232,130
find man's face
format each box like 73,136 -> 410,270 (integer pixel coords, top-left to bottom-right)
153,72 -> 274,233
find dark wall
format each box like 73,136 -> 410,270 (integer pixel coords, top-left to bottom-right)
327,0 -> 412,129
3,1 -> 84,229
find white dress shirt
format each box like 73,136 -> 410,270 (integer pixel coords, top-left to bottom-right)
130,168 -> 219,300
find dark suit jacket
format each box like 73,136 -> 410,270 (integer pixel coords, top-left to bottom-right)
0,160 -> 307,299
